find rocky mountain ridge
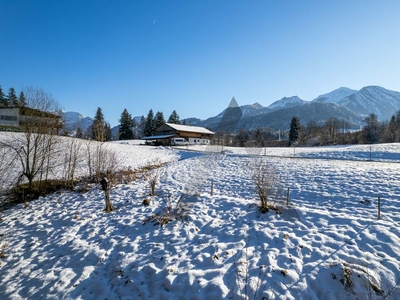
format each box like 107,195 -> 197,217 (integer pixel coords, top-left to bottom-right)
202,85 -> 400,131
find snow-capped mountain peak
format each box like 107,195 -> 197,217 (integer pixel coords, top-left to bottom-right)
312,87 -> 357,103
267,96 -> 307,111
62,111 -> 93,132
338,86 -> 400,120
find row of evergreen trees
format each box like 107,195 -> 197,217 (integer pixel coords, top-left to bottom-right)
83,107 -> 182,141
140,109 -> 180,138
119,108 -> 180,140
0,85 -> 27,108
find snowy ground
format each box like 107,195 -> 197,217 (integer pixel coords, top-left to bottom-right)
1,142 -> 400,299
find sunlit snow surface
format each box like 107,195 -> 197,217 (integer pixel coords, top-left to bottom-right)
1,141 -> 400,299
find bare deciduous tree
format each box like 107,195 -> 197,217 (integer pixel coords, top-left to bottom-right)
0,87 -> 62,192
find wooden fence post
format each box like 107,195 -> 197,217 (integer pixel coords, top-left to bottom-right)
210,180 -> 214,196
286,188 -> 290,206
378,196 -> 381,220
101,177 -> 114,213
370,146 -> 372,161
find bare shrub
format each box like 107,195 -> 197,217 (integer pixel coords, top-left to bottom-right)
113,167 -> 140,184
329,261 -> 399,300
251,159 -> 282,213
61,137 -> 83,188
149,172 -> 159,197
143,194 -> 191,226
11,179 -> 67,204
143,159 -> 164,196
84,141 -> 122,183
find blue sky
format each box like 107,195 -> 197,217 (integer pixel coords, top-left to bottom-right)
1,0 -> 400,126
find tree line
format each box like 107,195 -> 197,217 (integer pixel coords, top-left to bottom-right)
0,85 -> 27,108
73,107 -> 182,142
287,112 -> 400,146
4,84 -> 400,146
1,84 -> 185,142
225,112 -> 400,148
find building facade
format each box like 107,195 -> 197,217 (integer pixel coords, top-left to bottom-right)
0,107 -> 62,132
143,123 -> 214,146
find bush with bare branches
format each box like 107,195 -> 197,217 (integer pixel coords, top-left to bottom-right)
61,137 -> 83,188
143,194 -> 191,226
142,159 -> 165,196
251,159 -> 282,214
84,140 -> 121,183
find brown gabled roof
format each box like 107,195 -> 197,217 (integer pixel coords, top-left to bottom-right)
20,107 -> 61,119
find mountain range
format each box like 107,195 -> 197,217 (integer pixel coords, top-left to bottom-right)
62,85 -> 400,135
200,85 -> 400,132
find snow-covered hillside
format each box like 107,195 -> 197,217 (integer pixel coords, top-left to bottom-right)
338,86 -> 400,121
267,96 -> 307,111
1,142 -> 400,299
240,102 -> 266,116
313,87 -> 357,103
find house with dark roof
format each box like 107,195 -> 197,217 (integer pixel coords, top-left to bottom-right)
142,123 -> 214,146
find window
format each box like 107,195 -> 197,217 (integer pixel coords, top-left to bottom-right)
0,115 -> 17,121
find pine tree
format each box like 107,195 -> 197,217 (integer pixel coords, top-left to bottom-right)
76,127 -> 83,139
154,111 -> 165,129
137,115 -> 146,138
19,91 -> 27,107
119,108 -> 134,140
395,110 -> 400,142
363,113 -> 379,144
143,109 -> 155,137
0,85 -> 9,108
91,107 -> 106,141
8,87 -> 19,107
289,116 -> 301,144
104,122 -> 112,141
167,110 -> 180,124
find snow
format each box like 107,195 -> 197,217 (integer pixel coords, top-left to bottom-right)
312,87 -> 357,104
338,86 -> 400,121
268,96 -> 307,111
1,141 -> 400,299
164,123 -> 214,135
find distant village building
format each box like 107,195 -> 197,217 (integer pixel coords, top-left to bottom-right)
142,122 -> 214,146
0,107 -> 62,132
0,108 -> 19,130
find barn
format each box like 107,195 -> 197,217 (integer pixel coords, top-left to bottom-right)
142,123 -> 214,146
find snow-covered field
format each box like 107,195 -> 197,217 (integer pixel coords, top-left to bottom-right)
1,142 -> 400,299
